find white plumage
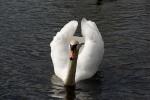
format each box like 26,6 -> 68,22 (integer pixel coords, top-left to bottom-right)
50,18 -> 104,83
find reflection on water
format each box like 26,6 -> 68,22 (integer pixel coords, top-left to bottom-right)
50,73 -> 102,100
96,0 -> 102,5
0,0 -> 150,99
64,86 -> 75,100
96,0 -> 117,5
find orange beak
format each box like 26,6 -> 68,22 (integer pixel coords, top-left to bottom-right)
69,50 -> 77,60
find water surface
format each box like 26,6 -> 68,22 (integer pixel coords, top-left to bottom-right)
0,0 -> 150,100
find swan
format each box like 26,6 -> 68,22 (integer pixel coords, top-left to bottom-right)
50,18 -> 104,86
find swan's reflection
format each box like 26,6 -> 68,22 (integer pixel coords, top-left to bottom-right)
96,0 -> 117,5
50,75 -> 75,100
64,86 -> 75,100
50,72 -> 102,100
97,0 -> 103,5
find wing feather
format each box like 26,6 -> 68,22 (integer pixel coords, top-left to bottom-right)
75,18 -> 104,82
50,20 -> 78,81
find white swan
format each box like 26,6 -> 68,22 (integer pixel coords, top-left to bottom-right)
50,18 -> 104,86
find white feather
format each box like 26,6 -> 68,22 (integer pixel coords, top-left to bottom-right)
50,18 -> 104,83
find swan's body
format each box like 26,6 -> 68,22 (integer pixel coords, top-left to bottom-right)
50,18 -> 104,85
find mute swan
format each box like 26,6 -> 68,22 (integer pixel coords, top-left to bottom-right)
50,18 -> 104,86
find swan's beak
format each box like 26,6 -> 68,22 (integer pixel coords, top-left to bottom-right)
69,45 -> 77,60
69,50 -> 77,60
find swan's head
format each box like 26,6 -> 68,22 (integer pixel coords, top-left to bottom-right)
69,40 -> 79,60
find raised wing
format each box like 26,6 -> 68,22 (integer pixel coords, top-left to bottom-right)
50,20 -> 78,81
75,18 -> 104,82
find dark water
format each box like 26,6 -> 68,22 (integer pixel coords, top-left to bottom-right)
0,0 -> 150,100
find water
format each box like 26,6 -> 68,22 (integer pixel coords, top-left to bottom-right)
0,0 -> 150,100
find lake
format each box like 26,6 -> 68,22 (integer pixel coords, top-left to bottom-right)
0,0 -> 150,100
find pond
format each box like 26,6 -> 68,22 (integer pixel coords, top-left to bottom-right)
0,0 -> 150,99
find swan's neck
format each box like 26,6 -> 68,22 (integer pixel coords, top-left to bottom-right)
64,50 -> 79,86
